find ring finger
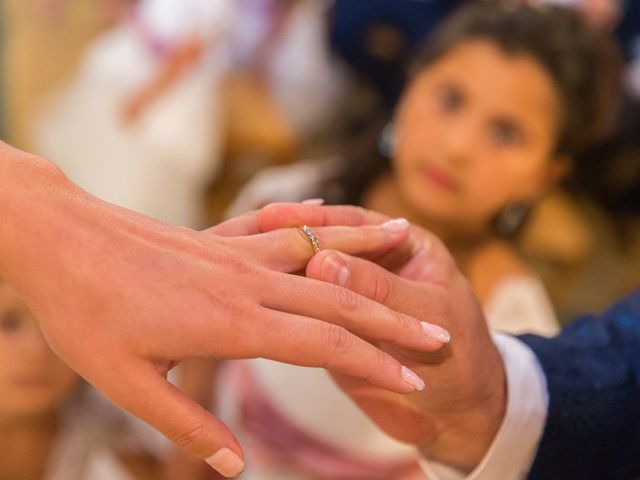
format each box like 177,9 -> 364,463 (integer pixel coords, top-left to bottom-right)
232,220 -> 411,272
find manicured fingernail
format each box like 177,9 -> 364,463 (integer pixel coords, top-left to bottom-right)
325,255 -> 351,287
206,448 -> 244,478
381,218 -> 410,233
401,366 -> 425,391
302,198 -> 325,205
421,322 -> 451,343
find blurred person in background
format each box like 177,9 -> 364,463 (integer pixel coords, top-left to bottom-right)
0,278 -> 162,480
229,0 -> 348,144
219,2 -> 622,478
231,0 -> 621,334
207,0 -> 350,222
34,0 -> 232,228
32,0 -> 347,228
324,0 -> 639,321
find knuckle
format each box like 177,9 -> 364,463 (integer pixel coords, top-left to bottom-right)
373,346 -> 392,372
371,270 -> 392,304
324,324 -> 354,357
391,310 -> 412,342
333,283 -> 360,313
172,423 -> 209,452
353,205 -> 368,221
430,237 -> 458,279
364,223 -> 383,238
208,288 -> 249,321
230,254 -> 261,277
352,225 -> 385,252
361,347 -> 391,385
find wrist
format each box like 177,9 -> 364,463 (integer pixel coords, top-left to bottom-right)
427,388 -> 506,471
0,143 -> 70,280
419,353 -> 507,471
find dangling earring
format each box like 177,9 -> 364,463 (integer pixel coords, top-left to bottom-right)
494,202 -> 530,237
378,122 -> 396,158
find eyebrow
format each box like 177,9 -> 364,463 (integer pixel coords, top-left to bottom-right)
493,114 -> 523,127
433,73 -> 465,88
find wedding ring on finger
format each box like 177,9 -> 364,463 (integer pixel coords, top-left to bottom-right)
297,225 -> 321,254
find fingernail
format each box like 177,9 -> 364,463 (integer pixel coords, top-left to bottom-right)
401,366 -> 426,391
325,255 -> 351,287
421,322 -> 451,343
302,198 -> 325,205
206,448 -> 244,478
381,218 -> 410,233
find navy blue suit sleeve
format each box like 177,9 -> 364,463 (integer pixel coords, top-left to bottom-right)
518,292 -> 640,480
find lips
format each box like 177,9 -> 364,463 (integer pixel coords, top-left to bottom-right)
421,165 -> 459,191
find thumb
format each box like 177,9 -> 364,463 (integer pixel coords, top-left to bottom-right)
100,362 -> 244,478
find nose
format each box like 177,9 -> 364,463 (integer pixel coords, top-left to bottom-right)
439,116 -> 480,167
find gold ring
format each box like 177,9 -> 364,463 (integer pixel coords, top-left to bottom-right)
297,225 -> 321,254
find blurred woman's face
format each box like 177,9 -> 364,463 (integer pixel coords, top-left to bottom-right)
0,281 -> 79,421
393,40 -> 566,233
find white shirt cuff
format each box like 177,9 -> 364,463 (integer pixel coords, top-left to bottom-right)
418,333 -> 549,480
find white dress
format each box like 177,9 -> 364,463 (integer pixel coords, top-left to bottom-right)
34,0 -> 231,227
219,157 -> 560,479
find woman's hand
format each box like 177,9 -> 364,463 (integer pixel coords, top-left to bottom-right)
0,148 -> 448,477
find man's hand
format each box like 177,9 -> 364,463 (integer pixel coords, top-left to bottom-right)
259,203 -> 507,471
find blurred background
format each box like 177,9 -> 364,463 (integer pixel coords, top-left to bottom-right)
2,0 -> 637,320
0,1 -> 639,479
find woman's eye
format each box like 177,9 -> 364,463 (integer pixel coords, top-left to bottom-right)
0,311 -> 22,333
437,87 -> 463,112
491,121 -> 520,146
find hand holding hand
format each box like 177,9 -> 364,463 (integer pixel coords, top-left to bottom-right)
259,203 -> 507,470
